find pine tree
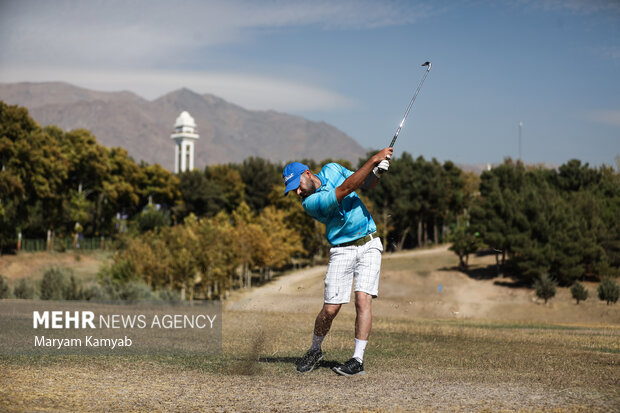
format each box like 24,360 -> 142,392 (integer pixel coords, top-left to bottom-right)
570,281 -> 588,304
598,278 -> 619,305
534,274 -> 557,304
449,226 -> 482,269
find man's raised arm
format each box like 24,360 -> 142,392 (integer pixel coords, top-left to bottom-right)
335,147 -> 392,203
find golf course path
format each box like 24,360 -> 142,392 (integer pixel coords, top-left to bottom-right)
225,245 -> 450,314
227,244 -> 620,325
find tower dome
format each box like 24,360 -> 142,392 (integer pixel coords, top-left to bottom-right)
174,111 -> 197,133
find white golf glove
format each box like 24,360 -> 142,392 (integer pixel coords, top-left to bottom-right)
373,160 -> 390,177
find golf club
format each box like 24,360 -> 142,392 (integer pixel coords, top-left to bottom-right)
389,61 -> 432,148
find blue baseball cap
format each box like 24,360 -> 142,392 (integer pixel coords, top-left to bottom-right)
283,162 -> 309,195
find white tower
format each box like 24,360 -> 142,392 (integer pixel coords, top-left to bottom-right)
171,111 -> 199,173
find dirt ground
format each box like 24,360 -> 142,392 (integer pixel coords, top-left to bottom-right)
1,246 -> 619,412
228,246 -> 619,325
2,358 -> 615,412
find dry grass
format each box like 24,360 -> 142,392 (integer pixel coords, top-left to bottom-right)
0,250 -> 111,284
1,247 -> 619,412
1,311 -> 617,412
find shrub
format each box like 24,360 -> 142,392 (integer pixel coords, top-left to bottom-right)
40,268 -> 70,300
65,275 -> 85,300
81,284 -> 110,301
97,273 -> 156,302
534,274 -> 557,304
107,259 -> 136,283
598,278 -> 619,305
570,281 -> 589,304
0,274 -> 12,299
158,288 -> 181,303
117,281 -> 156,301
14,278 -> 36,299
134,205 -> 171,232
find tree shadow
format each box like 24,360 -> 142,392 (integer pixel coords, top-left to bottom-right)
440,264 -> 497,280
439,263 -> 531,289
492,279 -> 531,289
258,356 -> 340,369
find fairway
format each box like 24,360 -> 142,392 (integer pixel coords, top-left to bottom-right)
1,247 -> 619,412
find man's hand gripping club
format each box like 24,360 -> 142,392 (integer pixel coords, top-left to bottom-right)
335,147 -> 393,202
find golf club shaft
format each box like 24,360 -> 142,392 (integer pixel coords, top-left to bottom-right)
389,62 -> 431,148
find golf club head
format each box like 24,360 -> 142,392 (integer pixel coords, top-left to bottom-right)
422,61 -> 431,70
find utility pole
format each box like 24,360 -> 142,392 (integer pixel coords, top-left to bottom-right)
518,121 -> 523,161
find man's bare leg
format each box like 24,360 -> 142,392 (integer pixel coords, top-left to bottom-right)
331,292 -> 372,375
297,303 -> 341,373
354,291 -> 372,340
314,303 -> 341,336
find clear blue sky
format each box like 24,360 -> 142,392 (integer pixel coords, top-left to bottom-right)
1,0 -> 618,167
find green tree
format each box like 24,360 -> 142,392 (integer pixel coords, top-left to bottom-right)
68,189 -> 93,228
177,170 -> 213,216
234,157 -> 280,212
0,107 -> 27,251
7,127 -> 68,237
570,282 -> 589,304
598,278 -> 619,305
121,232 -> 170,289
137,162 -> 180,208
0,102 -> 187,245
0,102 -> 39,245
230,202 -> 268,288
534,274 -> 557,304
133,204 -> 171,232
449,226 -> 483,269
470,160 -> 526,273
164,219 -> 200,300
176,165 -> 244,218
556,159 -> 601,192
0,102 -> 38,144
363,152 -> 422,250
256,206 -> 304,271
56,128 -> 110,236
104,147 -> 141,219
443,161 -> 467,229
420,157 -> 451,245
193,213 -> 237,298
205,164 -> 245,212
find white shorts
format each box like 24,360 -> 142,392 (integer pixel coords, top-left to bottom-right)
324,237 -> 383,304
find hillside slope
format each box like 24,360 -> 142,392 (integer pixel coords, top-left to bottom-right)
0,82 -> 367,170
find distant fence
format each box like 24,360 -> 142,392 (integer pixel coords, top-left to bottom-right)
20,237 -> 111,252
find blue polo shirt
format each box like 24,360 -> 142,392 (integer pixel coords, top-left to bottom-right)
302,163 -> 376,246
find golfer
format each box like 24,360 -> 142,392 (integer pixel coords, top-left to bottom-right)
282,147 -> 392,376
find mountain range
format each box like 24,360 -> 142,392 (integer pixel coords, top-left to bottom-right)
0,82 -> 367,171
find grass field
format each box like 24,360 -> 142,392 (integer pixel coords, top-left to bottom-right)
1,247 -> 619,412
0,250 -> 111,285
